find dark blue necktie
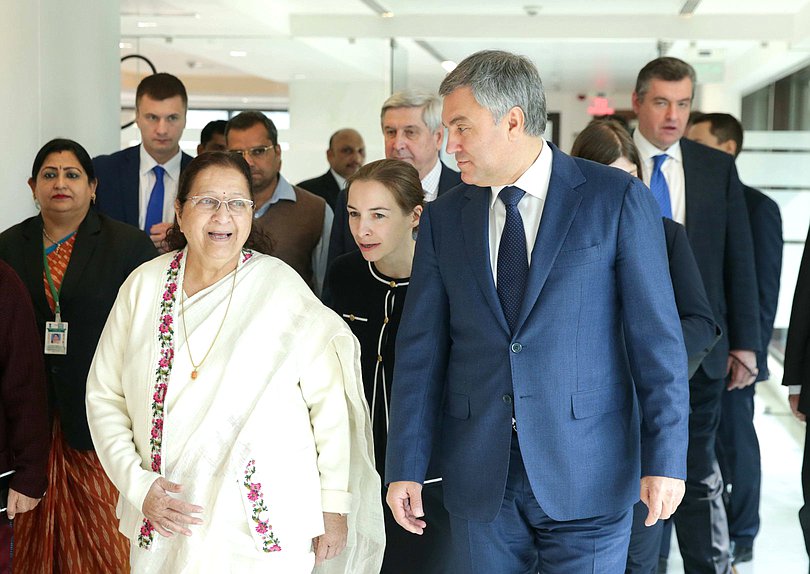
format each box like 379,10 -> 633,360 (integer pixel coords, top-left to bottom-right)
650,154 -> 672,218
144,165 -> 165,232
497,186 -> 528,333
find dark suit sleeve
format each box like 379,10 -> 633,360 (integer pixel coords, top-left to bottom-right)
783,222 -> 810,391
747,190 -> 782,379
664,219 -> 721,378
385,203 -> 450,484
0,263 -> 50,498
617,181 -> 690,479
723,164 -> 761,352
326,188 -> 357,269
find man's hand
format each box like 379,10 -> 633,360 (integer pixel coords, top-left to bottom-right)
726,350 -> 758,390
386,481 -> 426,534
640,476 -> 685,526
149,222 -> 173,253
312,512 -> 348,565
790,394 -> 806,422
6,489 -> 41,520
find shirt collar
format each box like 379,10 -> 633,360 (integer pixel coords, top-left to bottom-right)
420,158 -> 442,196
254,173 -> 295,218
633,130 -> 682,164
489,140 -> 552,208
139,145 -> 183,179
330,169 -> 347,190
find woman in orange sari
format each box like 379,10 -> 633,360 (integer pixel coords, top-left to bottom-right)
0,139 -> 157,573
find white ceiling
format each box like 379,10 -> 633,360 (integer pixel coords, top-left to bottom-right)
120,0 -> 810,100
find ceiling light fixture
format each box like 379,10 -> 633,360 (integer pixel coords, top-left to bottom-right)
229,50 -> 247,57
441,60 -> 457,73
415,40 -> 455,74
136,21 -> 157,28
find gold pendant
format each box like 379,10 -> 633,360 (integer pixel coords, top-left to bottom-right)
191,370 -> 198,380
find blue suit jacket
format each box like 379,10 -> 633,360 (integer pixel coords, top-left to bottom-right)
93,145 -> 193,228
385,145 -> 690,523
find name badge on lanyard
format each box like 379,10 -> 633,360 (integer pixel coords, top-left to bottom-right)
43,242 -> 68,355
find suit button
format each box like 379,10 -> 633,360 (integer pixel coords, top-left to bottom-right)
502,395 -> 512,405
511,342 -> 523,353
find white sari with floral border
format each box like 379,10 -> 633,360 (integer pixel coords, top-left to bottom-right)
86,249 -> 384,573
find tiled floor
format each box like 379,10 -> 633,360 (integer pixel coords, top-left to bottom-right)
665,359 -> 809,573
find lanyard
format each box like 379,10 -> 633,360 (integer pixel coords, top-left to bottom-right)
42,246 -> 63,322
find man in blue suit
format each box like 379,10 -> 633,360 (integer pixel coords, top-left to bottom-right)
93,73 -> 193,250
687,112 -> 782,566
385,50 -> 690,573
631,59 -> 761,574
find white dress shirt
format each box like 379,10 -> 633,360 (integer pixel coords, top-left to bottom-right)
138,146 -> 183,230
633,130 -> 686,226
330,169 -> 347,191
421,158 -> 443,203
488,141 -> 553,284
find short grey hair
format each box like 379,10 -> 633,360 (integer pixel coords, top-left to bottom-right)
439,50 -> 547,137
380,90 -> 443,134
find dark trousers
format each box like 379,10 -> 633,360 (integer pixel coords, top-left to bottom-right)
626,500 -> 664,574
801,427 -> 810,567
382,481 -> 452,573
671,371 -> 731,574
448,434 -> 632,574
716,383 -> 761,547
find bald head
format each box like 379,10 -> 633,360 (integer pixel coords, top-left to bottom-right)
327,129 -> 366,179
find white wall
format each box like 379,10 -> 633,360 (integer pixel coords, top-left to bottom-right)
0,0 -> 120,233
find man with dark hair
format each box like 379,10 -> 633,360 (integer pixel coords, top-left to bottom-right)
226,111 -> 332,296
632,58 -> 761,574
385,49 -> 689,572
298,128 -> 365,210
197,120 -> 227,154
94,73 -> 193,250
687,112 -> 783,566
327,91 -> 463,266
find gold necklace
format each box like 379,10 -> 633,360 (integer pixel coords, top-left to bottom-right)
180,265 -> 238,380
42,228 -> 75,252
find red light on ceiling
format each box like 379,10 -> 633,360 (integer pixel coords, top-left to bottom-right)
587,96 -> 615,116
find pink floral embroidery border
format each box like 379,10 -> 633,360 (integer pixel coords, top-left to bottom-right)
243,459 -> 282,552
138,250 -> 183,549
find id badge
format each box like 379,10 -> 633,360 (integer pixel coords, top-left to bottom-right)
44,321 -> 68,355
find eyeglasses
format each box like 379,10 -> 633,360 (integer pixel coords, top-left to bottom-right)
188,196 -> 254,214
228,145 -> 274,159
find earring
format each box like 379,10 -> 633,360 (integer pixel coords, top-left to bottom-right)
91,194 -> 97,205
34,198 -> 41,210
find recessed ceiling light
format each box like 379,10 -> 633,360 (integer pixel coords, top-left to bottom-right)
441,60 -> 457,73
381,11 -> 394,18
229,50 -> 248,57
119,42 -> 133,49
136,21 -> 157,28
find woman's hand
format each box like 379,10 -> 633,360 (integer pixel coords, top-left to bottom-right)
312,512 -> 347,565
6,489 -> 41,520
142,477 -> 204,537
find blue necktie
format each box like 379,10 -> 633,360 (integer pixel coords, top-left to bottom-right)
650,154 -> 672,218
497,186 -> 528,333
144,165 -> 165,232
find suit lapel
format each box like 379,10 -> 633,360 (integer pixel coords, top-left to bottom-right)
59,211 -> 101,307
124,146 -> 141,227
18,217 -> 54,320
461,186 -> 510,333
514,146 -> 583,334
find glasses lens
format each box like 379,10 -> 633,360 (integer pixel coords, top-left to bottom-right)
249,146 -> 270,158
227,199 -> 251,213
195,197 -> 219,211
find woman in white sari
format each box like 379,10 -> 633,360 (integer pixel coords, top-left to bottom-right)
86,152 -> 384,573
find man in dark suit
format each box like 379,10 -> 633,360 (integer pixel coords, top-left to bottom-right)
687,112 -> 783,566
93,73 -> 193,250
298,128 -> 365,210
327,91 -> 462,266
385,50 -> 689,573
197,120 -> 227,155
631,58 -> 761,574
783,223 -> 810,564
